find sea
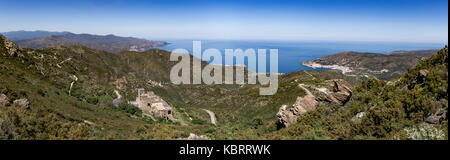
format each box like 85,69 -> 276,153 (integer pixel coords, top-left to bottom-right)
155,39 -> 446,74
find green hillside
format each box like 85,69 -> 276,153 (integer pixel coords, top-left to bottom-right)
271,46 -> 448,140
1,34 -> 447,140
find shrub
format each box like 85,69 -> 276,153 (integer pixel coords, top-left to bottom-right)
86,96 -> 99,105
405,125 -> 445,140
191,118 -> 207,125
359,107 -> 406,138
37,89 -> 46,97
118,103 -> 142,116
0,117 -> 17,140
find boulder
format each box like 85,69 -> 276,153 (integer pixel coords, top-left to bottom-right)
277,95 -> 317,129
13,98 -> 30,109
83,120 -> 96,126
186,133 -> 209,140
351,112 -> 365,122
325,80 -> 352,105
277,105 -> 297,129
295,95 -> 317,113
419,69 -> 429,77
425,109 -> 447,124
0,94 -> 9,107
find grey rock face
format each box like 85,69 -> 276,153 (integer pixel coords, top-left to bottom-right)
13,98 -> 30,109
0,94 -> 10,107
425,109 -> 447,124
419,69 -> 429,77
1,35 -> 21,57
277,79 -> 353,129
324,80 -> 352,105
277,95 -> 317,129
351,112 -> 365,122
186,133 -> 209,140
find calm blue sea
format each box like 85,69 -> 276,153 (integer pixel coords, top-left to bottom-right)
155,39 -> 446,73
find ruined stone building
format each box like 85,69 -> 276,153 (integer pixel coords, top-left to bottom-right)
132,88 -> 174,120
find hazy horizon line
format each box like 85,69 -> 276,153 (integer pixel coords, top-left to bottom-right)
2,30 -> 448,45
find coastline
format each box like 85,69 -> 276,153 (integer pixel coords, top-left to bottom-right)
301,61 -> 353,74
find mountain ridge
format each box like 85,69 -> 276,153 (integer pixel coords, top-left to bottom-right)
2,31 -> 168,53
1,30 -> 71,41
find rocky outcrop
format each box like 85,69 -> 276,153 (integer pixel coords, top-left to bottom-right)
351,112 -> 365,122
277,79 -> 352,129
0,94 -> 30,109
13,98 -> 30,109
425,109 -> 447,124
186,133 -> 209,140
178,133 -> 210,140
324,80 -> 352,105
1,34 -> 21,57
277,95 -> 317,129
419,69 -> 429,77
83,120 -> 96,126
0,94 -> 10,107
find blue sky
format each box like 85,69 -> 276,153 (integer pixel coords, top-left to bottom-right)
0,0 -> 448,43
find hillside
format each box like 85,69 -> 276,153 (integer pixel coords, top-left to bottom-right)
0,34 -> 355,139
302,50 -> 437,80
390,49 -> 440,56
0,34 -> 183,139
7,32 -> 168,53
0,34 -> 233,139
272,46 -> 448,140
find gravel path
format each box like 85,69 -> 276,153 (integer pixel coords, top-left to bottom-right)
299,84 -> 314,98
113,90 -> 122,105
203,109 -> 216,125
69,75 -> 78,96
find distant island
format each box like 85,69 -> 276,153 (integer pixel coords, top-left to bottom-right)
1,30 -> 168,53
302,49 -> 440,80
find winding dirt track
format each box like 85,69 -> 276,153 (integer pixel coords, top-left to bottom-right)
202,109 -> 216,125
299,84 -> 314,98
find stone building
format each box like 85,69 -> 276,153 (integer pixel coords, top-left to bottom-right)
133,88 -> 174,120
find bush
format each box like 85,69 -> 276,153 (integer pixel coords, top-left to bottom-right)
37,89 -> 46,97
86,96 -> 99,105
0,117 -> 17,140
0,107 -> 91,140
118,103 -> 142,116
191,118 -> 207,125
359,107 -> 406,138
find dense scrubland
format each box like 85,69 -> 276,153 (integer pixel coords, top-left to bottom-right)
0,34 -> 447,140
